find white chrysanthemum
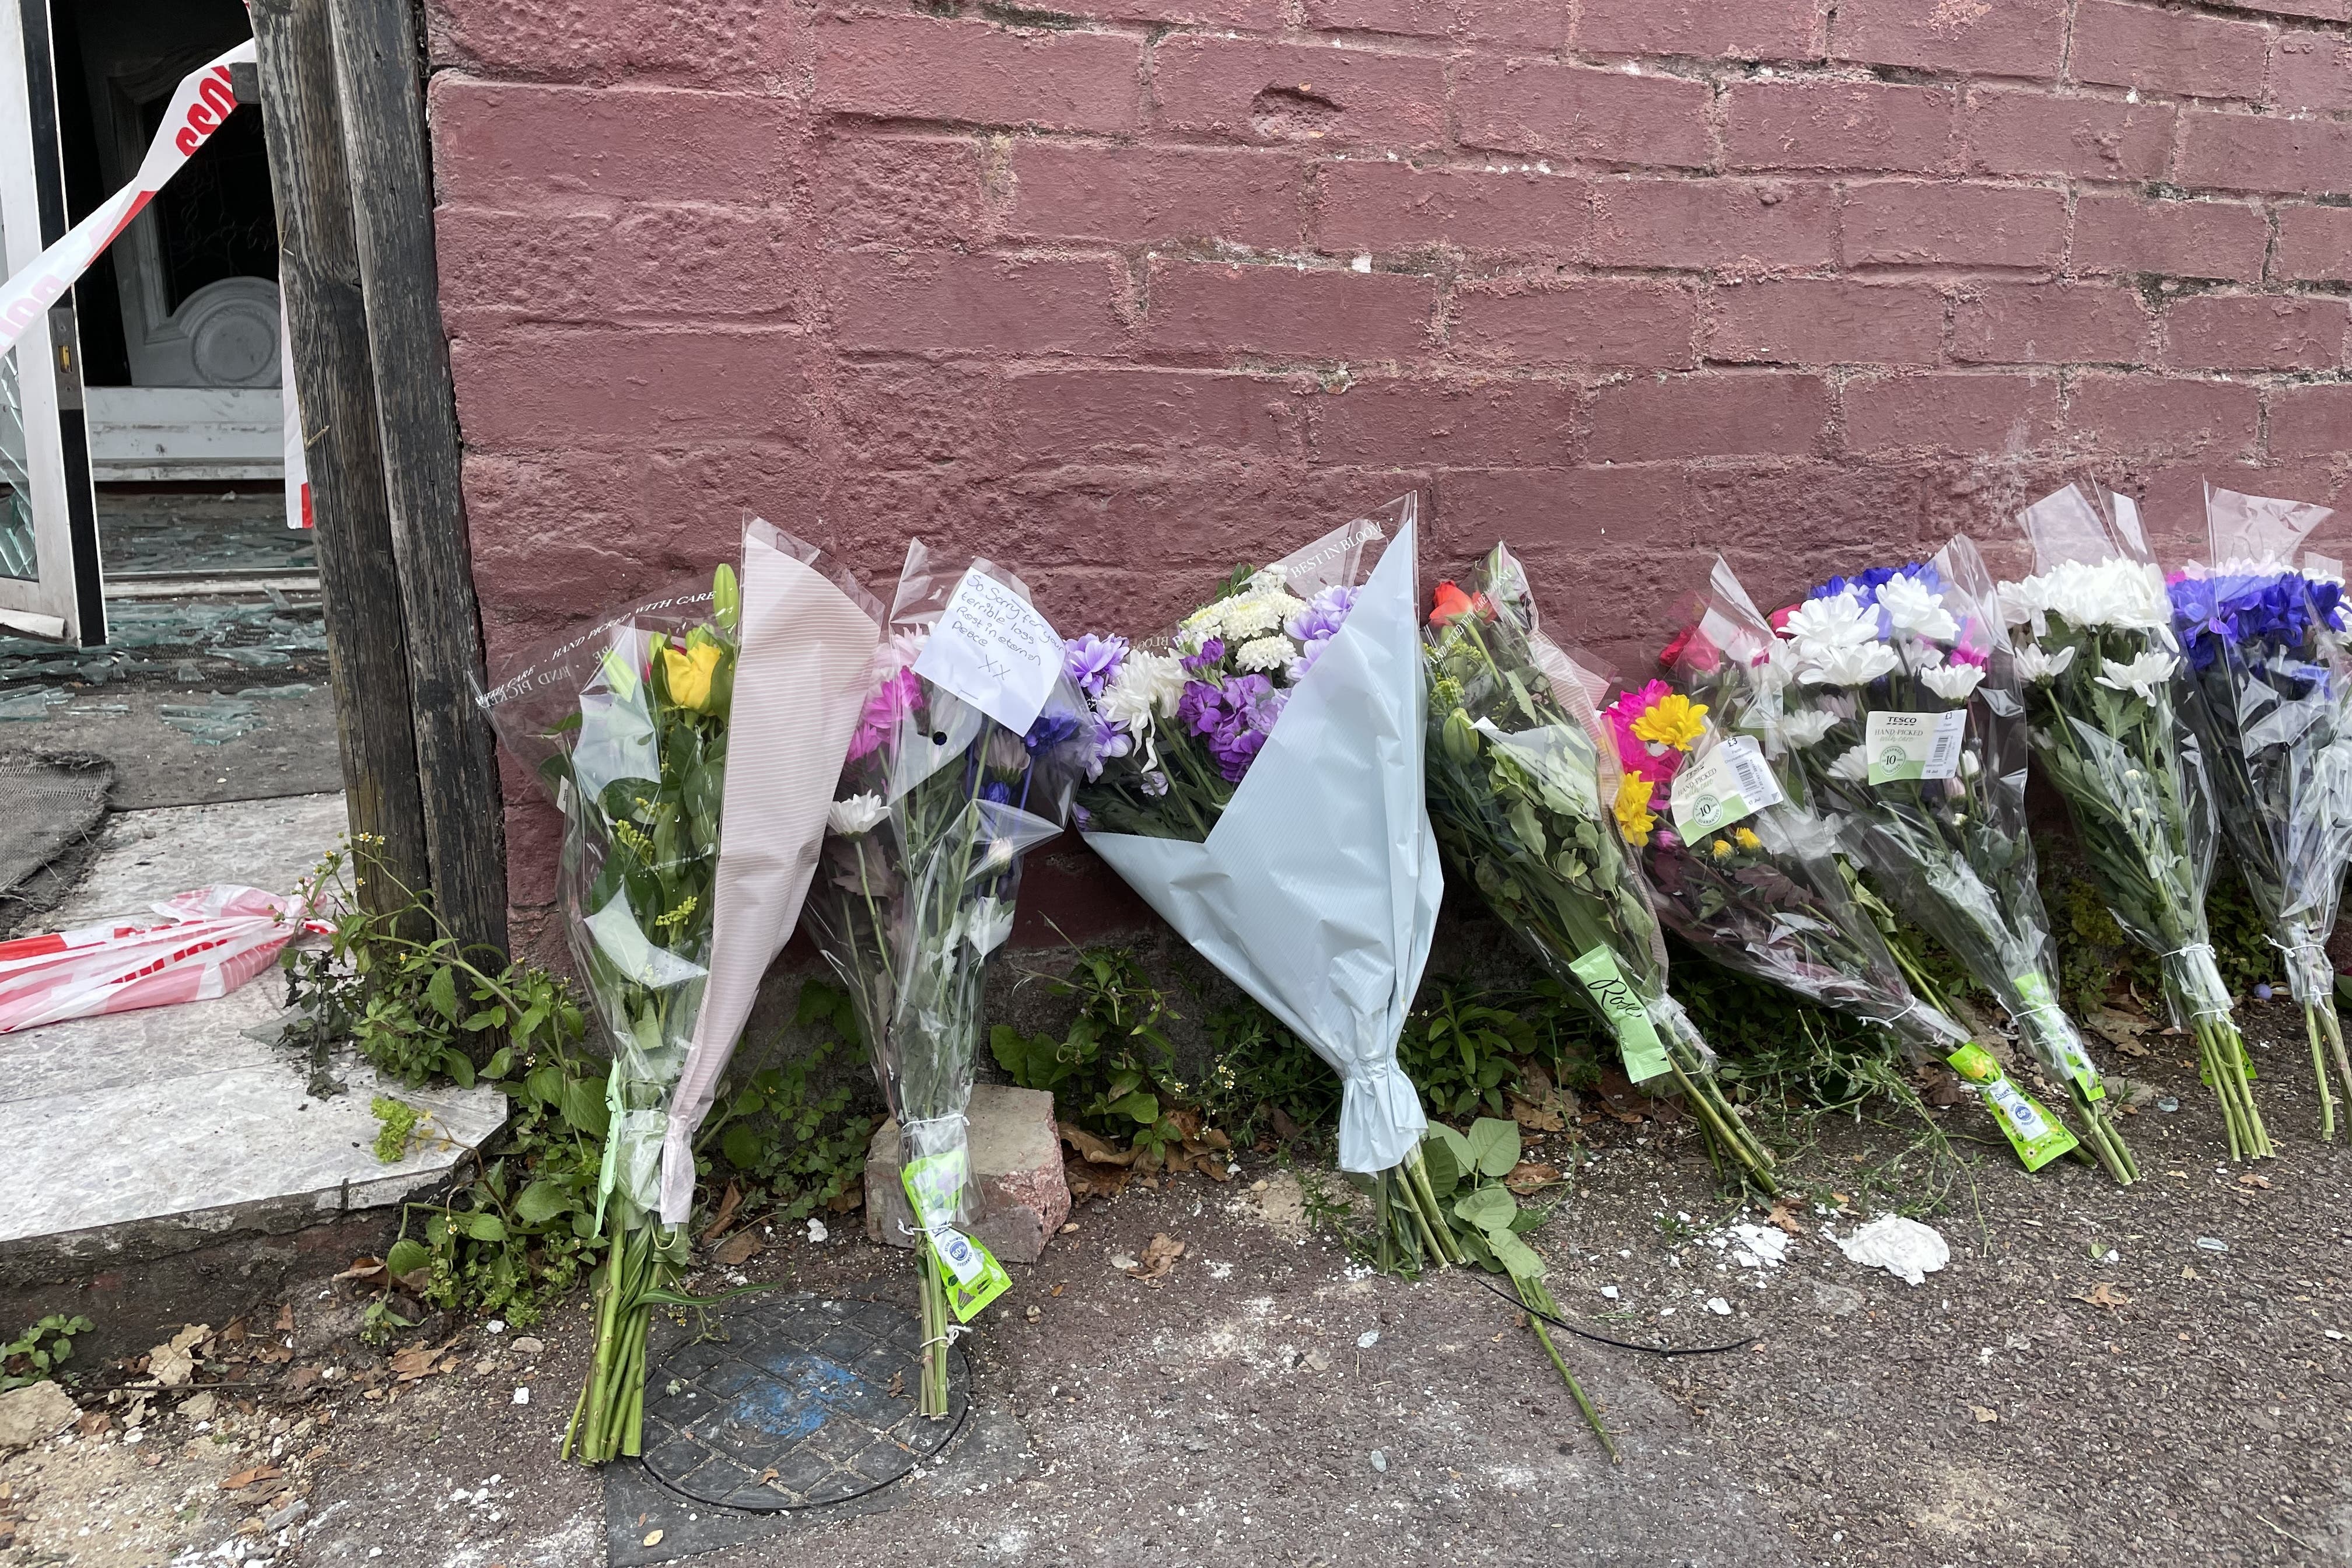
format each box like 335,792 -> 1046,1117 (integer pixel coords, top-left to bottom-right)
2012,642 -> 2075,682
1783,590 -> 1878,659
2001,559 -> 2171,632
1878,573 -> 1960,642
1828,745 -> 1871,783
1217,592 -> 1303,640
827,793 -> 887,836
1918,663 -> 1985,702
1180,601 -> 1228,639
1802,641 -> 1902,687
1100,649 -> 1188,726
1233,634 -> 1296,673
2095,650 -> 2178,702
1779,709 -> 1839,747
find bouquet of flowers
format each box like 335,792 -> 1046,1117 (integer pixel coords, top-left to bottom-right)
1422,543 -> 1776,1189
805,543 -> 1093,1417
1640,568 -> 2078,1171
481,519 -> 883,1464
2004,481 -> 2271,1162
1760,540 -> 2139,1184
2171,485 -> 2352,1137
1072,498 -> 1456,1268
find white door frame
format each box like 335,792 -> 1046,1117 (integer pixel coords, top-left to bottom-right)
0,0 -> 97,645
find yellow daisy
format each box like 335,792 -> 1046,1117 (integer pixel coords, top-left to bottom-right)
1612,771 -> 1657,846
1630,692 -> 1709,751
1735,827 -> 1763,851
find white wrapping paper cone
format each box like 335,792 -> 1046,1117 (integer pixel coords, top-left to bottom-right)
654,524 -> 880,1224
1084,517 -> 1440,1172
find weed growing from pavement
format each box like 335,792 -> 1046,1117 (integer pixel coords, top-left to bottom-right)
369,1095 -> 421,1163
279,839 -> 580,1090
1,1314 -> 91,1391
994,947 -> 1196,1163
695,978 -> 874,1224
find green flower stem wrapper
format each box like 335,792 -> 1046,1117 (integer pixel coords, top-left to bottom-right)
1948,1042 -> 2078,1171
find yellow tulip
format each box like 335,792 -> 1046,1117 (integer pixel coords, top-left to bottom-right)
660,639 -> 724,712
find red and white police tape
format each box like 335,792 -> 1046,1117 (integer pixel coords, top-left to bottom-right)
0,884 -> 326,1034
0,38 -> 254,360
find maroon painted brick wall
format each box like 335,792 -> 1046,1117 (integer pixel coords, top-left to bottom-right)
422,0 -> 2352,941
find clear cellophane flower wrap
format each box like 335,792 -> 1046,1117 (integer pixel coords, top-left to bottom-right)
2005,481 -> 2270,1162
804,541 -> 1091,1418
2171,484 -> 2352,1138
1074,499 -> 1456,1272
1763,536 -> 2138,1184
1660,562 -> 2079,1172
481,517 -> 884,1464
1422,542 -> 1776,1192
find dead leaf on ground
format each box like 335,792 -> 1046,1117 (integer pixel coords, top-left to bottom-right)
699,1180 -> 744,1242
1969,1405 -> 1999,1423
218,1465 -> 284,1492
825,1185 -> 863,1214
148,1325 -> 209,1388
1126,1233 -> 1185,1280
1508,1092 -> 1566,1132
1065,1157 -> 1132,1202
2074,1282 -> 2130,1313
1503,1161 -> 1562,1193
331,1258 -> 385,1286
886,1370 -> 905,1399
1269,1107 -> 1301,1143
1059,1123 -> 1136,1166
74,1413 -> 108,1438
1765,1199 -> 1805,1237
388,1332 -> 464,1382
710,1230 -> 765,1267
2237,1172 -> 2272,1190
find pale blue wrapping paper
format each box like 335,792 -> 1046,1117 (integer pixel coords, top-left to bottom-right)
1083,516 -> 1441,1173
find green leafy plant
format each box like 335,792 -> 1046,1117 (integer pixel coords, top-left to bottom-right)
371,1096 -> 422,1164
1,1314 -> 92,1392
1398,979 -> 1540,1118
281,840 -> 583,1090
1197,999 -> 1340,1146
696,979 -> 876,1222
992,948 -> 1195,1163
375,1019 -> 611,1340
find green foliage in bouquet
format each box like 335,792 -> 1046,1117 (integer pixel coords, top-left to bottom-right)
1422,558 -> 1776,1191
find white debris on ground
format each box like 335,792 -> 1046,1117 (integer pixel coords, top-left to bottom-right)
1830,1214 -> 1950,1286
1704,1222 -> 1793,1270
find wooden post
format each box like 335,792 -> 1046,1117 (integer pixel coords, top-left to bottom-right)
249,0 -> 432,916
323,0 -> 507,957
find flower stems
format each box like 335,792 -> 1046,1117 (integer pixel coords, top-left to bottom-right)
563,1205 -> 674,1465
1516,1275 -> 1616,1464
2189,1008 -> 2272,1161
2308,998 -> 2352,1142
2064,1079 -> 2140,1185
916,1242 -> 951,1419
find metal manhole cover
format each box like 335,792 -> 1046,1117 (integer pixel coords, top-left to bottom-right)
639,1296 -> 968,1511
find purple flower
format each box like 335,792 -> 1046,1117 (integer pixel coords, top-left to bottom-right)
1181,637 -> 1226,674
1062,634 -> 1128,698
1180,673 -> 1279,782
1284,586 -> 1358,645
1084,713 -> 1129,780
1024,709 -> 1081,754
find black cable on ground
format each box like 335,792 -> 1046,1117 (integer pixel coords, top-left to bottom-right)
1460,1270 -> 1757,1357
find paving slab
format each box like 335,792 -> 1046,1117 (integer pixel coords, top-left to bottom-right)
0,792 -> 503,1279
